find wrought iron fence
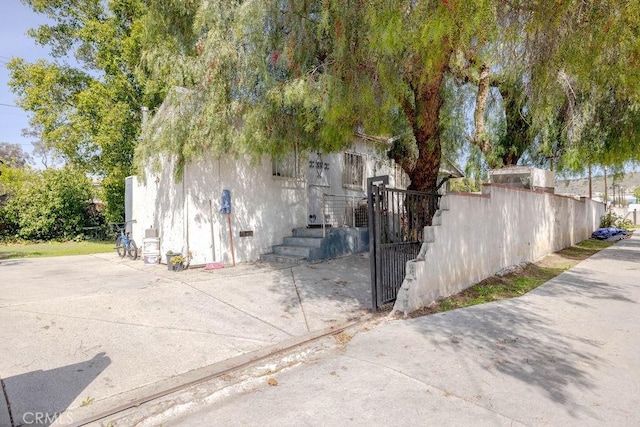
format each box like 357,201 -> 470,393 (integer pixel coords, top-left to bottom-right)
368,176 -> 441,311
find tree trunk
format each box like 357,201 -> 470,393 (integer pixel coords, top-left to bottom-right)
404,71 -> 447,193
470,76 -> 530,169
399,62 -> 448,231
473,64 -> 492,155
500,84 -> 528,167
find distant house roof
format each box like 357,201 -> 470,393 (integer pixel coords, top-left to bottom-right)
144,86 -> 194,131
440,157 -> 465,179
354,131 -> 391,145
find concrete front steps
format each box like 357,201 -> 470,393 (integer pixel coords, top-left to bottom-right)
260,227 -> 369,264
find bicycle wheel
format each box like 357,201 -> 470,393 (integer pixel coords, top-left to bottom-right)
116,237 -> 126,258
128,240 -> 138,260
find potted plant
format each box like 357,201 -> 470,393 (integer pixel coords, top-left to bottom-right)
170,254 -> 186,272
166,251 -> 181,271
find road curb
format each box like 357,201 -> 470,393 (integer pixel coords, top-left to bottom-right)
60,316 -> 379,426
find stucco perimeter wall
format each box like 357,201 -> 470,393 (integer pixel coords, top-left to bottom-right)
393,184 -> 605,315
130,154 -> 307,265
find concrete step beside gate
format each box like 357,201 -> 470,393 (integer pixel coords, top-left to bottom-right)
291,227 -> 327,238
282,236 -> 324,247
260,226 -> 367,264
259,253 -> 307,264
260,227 -> 330,264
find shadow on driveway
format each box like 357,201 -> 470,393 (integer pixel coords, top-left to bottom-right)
3,352 -> 110,427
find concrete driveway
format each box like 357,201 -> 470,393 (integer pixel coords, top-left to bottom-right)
0,253 -> 371,426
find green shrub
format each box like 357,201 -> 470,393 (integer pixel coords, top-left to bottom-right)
449,178 -> 482,192
12,167 -> 97,240
101,171 -> 126,223
600,211 -> 633,230
0,203 -> 19,238
0,165 -> 33,239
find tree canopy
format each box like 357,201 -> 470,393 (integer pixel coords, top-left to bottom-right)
0,142 -> 32,168
8,0 -> 640,226
8,0 -> 153,221
137,0 -> 639,193
136,0 -> 499,197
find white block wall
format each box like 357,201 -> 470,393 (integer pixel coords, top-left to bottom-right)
393,184 -> 605,314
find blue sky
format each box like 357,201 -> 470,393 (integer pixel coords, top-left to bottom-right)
0,1 -> 52,155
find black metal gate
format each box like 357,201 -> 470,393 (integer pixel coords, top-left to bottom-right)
368,176 -> 441,312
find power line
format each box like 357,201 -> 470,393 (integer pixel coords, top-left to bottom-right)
0,102 -> 21,109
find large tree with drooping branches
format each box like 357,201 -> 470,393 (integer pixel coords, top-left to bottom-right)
137,0 -> 498,198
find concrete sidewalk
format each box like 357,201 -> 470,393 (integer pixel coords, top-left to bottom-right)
0,253 -> 371,427
149,234 -> 640,426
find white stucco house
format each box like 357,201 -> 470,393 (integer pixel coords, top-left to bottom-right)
127,90 -> 463,266
128,134 -> 465,266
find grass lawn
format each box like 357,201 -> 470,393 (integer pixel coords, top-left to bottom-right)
0,240 -> 115,260
409,238 -> 616,317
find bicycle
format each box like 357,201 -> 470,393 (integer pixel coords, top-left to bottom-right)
110,220 -> 138,260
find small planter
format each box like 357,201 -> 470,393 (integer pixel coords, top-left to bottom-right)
166,253 -> 177,270
168,253 -> 186,272
166,252 -> 183,271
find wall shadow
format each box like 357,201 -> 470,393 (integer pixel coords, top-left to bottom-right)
406,300 -> 604,421
287,254 -> 371,315
401,234 -> 640,422
3,352 -> 110,426
591,237 -> 640,263
533,268 -> 638,305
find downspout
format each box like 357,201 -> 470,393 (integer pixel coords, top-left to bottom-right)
218,158 -> 222,261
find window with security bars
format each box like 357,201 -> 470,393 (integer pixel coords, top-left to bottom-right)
272,150 -> 302,179
343,152 -> 364,190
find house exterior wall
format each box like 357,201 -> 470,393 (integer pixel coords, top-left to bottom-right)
130,156 -> 186,261
393,184 -> 605,314
305,138 -> 404,226
129,136 -> 400,265
131,155 -> 307,265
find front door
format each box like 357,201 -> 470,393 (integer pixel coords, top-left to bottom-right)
307,153 -> 330,226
